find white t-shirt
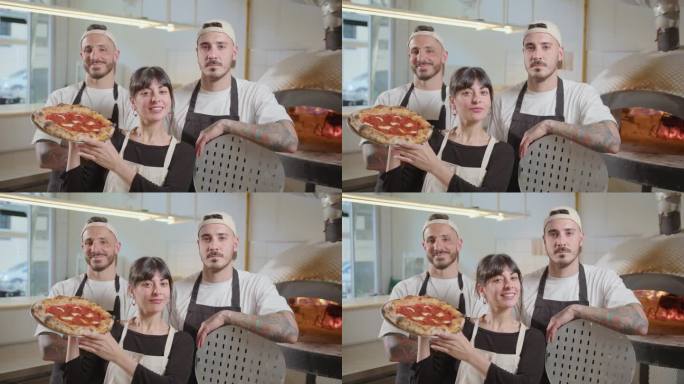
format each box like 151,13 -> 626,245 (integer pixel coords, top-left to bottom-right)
521,264 -> 640,327
170,269 -> 292,330
378,271 -> 484,338
34,273 -> 132,336
31,83 -> 138,144
489,78 -> 616,142
375,83 -> 456,130
171,78 -> 292,139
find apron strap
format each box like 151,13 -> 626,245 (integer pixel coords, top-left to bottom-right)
469,318 -> 479,345
514,323 -> 527,356
118,321 -> 129,346
231,268 -> 240,308
578,264 -> 588,303
119,130 -> 132,158
74,273 -> 88,297
113,275 -> 121,321
513,82 -> 528,116
457,272 -> 465,315
110,83 -> 119,128
437,83 -> 447,130
536,267 -> 549,300
399,83 -> 414,108
229,76 -> 239,117
162,326 -> 176,358
189,273 -> 203,305
554,78 -> 564,117
72,82 -> 87,105
188,81 -> 202,114
477,137 -> 497,181
418,272 -> 430,296
162,137 -> 178,169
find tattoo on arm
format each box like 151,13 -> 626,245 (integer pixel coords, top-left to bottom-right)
384,334 -> 418,363
38,333 -> 67,362
362,143 -> 388,171
551,120 -> 620,153
575,303 -> 648,335
36,141 -> 68,170
231,311 -> 299,343
228,120 -> 298,153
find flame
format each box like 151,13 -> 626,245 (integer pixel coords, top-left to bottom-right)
288,296 -> 342,331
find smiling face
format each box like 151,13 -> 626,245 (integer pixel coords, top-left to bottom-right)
422,223 -> 462,270
129,271 -> 170,316
81,226 -> 119,273
523,32 -> 563,82
131,79 -> 172,125
450,79 -> 491,125
80,34 -> 118,80
198,223 -> 239,273
543,218 -> 583,269
197,31 -> 237,82
478,267 -> 521,311
408,35 -> 447,82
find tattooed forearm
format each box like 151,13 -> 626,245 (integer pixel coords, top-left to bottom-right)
550,120 -> 620,153
229,311 -> 299,343
362,143 -> 389,171
38,333 -> 67,362
35,141 -> 68,170
384,334 -> 418,363
227,119 -> 298,153
574,303 -> 648,335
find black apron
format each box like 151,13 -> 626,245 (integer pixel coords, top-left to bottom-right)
530,264 -> 588,384
401,272 -> 466,384
182,269 -> 241,384
374,83 -> 447,192
47,82 -> 121,192
506,78 -> 565,192
180,77 -> 240,147
50,274 -> 121,384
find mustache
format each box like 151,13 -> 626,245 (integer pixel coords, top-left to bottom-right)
554,247 -> 572,254
207,251 -> 224,258
414,61 -> 434,67
88,253 -> 108,258
205,60 -> 223,66
530,59 -> 546,67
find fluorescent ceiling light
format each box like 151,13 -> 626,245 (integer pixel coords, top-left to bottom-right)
342,2 -> 523,33
0,0 -> 194,31
342,194 -> 526,221
0,194 -> 189,224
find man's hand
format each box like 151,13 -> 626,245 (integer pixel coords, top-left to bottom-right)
196,310 -> 230,348
519,119 -> 552,158
546,304 -> 579,343
195,120 -> 228,157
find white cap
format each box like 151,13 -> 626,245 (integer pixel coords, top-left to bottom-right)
198,212 -> 237,236
197,20 -> 237,46
80,26 -> 118,50
408,30 -> 446,50
544,206 -> 582,232
524,20 -> 562,47
81,220 -> 119,241
422,218 -> 460,239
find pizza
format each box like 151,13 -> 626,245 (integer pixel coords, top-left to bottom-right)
31,295 -> 114,336
348,105 -> 432,145
382,295 -> 465,336
31,103 -> 114,142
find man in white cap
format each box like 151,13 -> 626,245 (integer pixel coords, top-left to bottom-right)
174,20 -> 297,155
35,216 -> 131,384
379,213 -> 482,384
362,25 -> 456,178
171,212 -> 298,384
523,206 -> 647,382
32,24 -> 138,192
489,20 -> 620,191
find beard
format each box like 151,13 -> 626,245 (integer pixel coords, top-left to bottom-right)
548,246 -> 581,269
203,250 -> 233,272
526,58 -> 559,81
86,252 -> 116,272
85,61 -> 115,80
411,61 -> 442,81
427,250 -> 459,270
202,60 -> 231,81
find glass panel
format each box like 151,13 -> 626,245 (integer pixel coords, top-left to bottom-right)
342,202 -> 352,299
352,203 -> 376,297
29,205 -> 50,296
29,13 -> 50,104
0,11 -> 29,105
0,203 -> 29,297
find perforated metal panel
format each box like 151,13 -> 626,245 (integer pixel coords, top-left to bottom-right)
518,135 -> 608,192
195,325 -> 286,384
194,134 -> 285,192
546,320 -> 636,384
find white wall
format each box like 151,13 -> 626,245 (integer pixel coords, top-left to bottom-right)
345,193 -> 677,346
0,192 -> 329,346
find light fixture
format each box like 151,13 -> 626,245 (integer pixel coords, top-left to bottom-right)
0,194 -> 189,224
342,2 -> 522,34
0,0 -> 194,31
342,193 -> 526,221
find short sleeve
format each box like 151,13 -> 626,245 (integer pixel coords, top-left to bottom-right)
600,269 -> 639,308
254,275 -> 292,315
252,84 -> 292,125
577,84 -> 616,126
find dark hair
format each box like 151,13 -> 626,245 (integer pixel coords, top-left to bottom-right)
86,24 -> 108,31
414,25 -> 435,33
449,67 -> 494,103
87,216 -> 108,224
129,67 -> 175,126
476,253 -> 522,286
428,213 -> 449,221
129,257 -> 173,292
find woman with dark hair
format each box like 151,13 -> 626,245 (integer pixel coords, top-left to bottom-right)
62,67 -> 195,192
413,254 -> 545,384
379,67 -> 514,192
64,257 -> 193,384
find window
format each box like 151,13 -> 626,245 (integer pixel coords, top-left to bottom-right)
0,11 -> 49,106
342,6 -> 391,106
342,201 -> 379,299
0,203 -> 51,298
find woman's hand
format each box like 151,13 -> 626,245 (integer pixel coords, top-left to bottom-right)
77,332 -> 125,362
429,332 -> 474,361
77,139 -> 122,171
392,142 -> 439,172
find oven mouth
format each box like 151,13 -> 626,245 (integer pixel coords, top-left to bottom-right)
288,296 -> 342,344
616,107 -> 684,154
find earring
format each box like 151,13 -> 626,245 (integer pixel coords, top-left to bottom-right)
481,296 -> 487,305
130,296 -> 136,306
